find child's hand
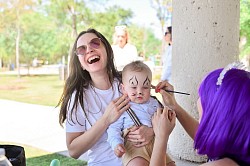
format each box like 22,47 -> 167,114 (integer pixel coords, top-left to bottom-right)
114,144 -> 126,157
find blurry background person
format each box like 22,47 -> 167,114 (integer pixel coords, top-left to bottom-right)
161,26 -> 172,82
112,25 -> 138,71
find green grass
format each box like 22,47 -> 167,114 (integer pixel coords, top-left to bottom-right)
0,142 -> 87,166
0,73 -> 163,107
0,74 -> 64,106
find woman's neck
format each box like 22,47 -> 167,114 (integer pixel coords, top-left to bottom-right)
90,72 -> 111,90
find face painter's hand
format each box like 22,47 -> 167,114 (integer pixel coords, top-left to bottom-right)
152,107 -> 176,139
154,81 -> 177,110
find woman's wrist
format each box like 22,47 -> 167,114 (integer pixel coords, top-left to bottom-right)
171,103 -> 182,117
100,113 -> 112,128
155,134 -> 170,141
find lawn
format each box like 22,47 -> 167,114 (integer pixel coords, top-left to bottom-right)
0,74 -> 64,106
0,142 -> 87,166
0,74 -> 162,106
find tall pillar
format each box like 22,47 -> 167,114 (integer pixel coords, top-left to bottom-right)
169,0 -> 240,162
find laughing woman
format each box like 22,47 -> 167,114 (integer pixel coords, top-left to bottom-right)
57,28 -> 154,166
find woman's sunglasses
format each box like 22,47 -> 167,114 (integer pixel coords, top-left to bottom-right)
75,38 -> 102,56
165,32 -> 170,36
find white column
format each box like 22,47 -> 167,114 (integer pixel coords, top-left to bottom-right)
169,0 -> 240,162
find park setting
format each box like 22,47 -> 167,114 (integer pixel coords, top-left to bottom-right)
1,0 -> 250,166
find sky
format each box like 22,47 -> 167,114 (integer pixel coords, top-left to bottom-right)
106,0 -> 163,38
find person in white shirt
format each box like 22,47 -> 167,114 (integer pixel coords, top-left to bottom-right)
161,26 -> 172,82
112,25 -> 138,71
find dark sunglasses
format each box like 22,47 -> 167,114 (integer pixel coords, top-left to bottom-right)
165,32 -> 170,36
75,38 -> 102,56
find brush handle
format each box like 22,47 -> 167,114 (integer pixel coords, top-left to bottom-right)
165,90 -> 190,95
151,85 -> 190,95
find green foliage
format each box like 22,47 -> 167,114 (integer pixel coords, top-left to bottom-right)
240,0 -> 250,59
0,0 -> 162,67
129,25 -> 161,59
88,6 -> 134,42
1,0 -> 249,65
0,28 -> 16,63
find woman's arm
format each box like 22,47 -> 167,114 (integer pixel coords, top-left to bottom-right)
66,94 -> 130,159
150,107 -> 176,166
200,158 -> 239,166
66,116 -> 110,158
170,103 -> 198,140
155,81 -> 199,140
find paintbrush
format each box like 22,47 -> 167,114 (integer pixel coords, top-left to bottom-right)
151,85 -> 190,95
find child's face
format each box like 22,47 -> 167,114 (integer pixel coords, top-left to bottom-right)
122,70 -> 152,104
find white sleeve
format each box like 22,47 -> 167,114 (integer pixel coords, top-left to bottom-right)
66,92 -> 87,133
107,115 -> 125,150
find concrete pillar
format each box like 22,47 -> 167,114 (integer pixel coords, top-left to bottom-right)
169,0 -> 240,162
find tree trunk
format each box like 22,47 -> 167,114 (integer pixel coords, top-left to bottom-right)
16,9 -> 21,78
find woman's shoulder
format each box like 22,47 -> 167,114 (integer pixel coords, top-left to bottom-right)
201,158 -> 239,166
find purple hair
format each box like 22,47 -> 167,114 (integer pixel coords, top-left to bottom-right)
194,68 -> 250,164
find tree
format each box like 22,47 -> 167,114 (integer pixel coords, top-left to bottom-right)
20,12 -> 58,71
150,0 -> 172,35
0,0 -> 37,77
0,0 -> 162,77
150,0 -> 172,58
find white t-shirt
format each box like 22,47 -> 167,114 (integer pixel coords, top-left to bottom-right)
161,45 -> 172,82
112,43 -> 138,71
66,79 -> 122,166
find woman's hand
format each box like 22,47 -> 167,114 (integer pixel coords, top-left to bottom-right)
152,107 -> 176,139
126,125 -> 154,147
150,107 -> 176,166
155,81 -> 177,110
103,94 -> 130,125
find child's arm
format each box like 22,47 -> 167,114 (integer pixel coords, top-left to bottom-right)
107,115 -> 125,150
